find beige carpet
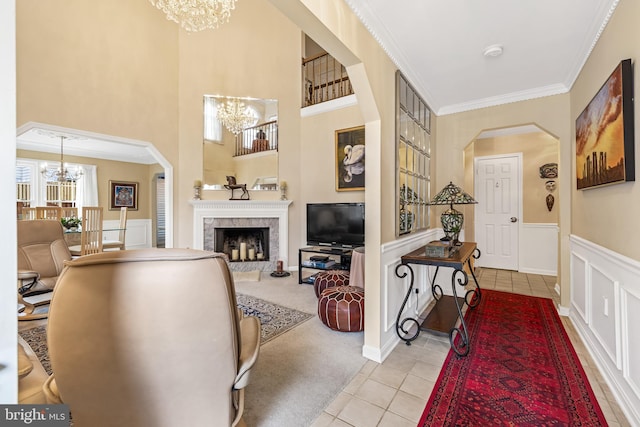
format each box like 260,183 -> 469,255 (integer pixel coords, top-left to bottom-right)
234,272 -> 366,427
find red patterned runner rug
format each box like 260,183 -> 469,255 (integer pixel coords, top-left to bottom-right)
418,289 -> 607,426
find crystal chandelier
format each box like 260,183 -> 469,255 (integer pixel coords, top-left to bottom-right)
148,0 -> 237,32
40,135 -> 83,183
216,98 -> 255,135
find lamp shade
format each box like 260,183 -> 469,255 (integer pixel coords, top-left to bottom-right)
428,182 -> 477,244
428,182 -> 477,207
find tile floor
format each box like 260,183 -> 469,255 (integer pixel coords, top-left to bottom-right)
310,268 -> 631,427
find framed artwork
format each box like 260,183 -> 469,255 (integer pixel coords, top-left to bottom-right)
109,180 -> 138,211
576,59 -> 635,190
335,126 -> 365,191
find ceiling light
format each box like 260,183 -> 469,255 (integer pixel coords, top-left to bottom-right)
149,0 -> 237,32
37,132 -> 84,183
216,98 -> 256,135
483,44 -> 504,58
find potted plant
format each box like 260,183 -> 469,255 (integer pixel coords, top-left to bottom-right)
61,217 -> 81,231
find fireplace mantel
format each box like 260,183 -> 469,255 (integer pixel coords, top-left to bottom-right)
190,200 -> 292,267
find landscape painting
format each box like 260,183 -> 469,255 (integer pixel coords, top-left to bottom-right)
575,59 -> 635,190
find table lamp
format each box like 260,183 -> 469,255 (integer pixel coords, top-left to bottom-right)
428,182 -> 477,245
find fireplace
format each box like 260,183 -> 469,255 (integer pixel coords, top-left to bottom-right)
191,200 -> 292,272
214,227 -> 270,262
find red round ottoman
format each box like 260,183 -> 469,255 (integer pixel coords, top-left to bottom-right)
318,286 -> 365,332
313,270 -> 350,298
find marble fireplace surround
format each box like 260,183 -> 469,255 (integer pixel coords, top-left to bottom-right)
191,200 -> 292,272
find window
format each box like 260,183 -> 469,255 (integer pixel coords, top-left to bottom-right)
396,71 -> 431,236
16,158 -> 97,217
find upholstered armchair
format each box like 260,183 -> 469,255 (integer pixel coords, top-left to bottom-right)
17,219 -> 72,320
43,249 -> 260,427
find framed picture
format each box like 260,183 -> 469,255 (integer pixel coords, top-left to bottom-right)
109,180 -> 138,211
576,59 -> 635,190
335,126 -> 365,191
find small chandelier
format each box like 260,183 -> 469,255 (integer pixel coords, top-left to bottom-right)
148,0 -> 237,32
216,98 -> 255,135
41,135 -> 83,183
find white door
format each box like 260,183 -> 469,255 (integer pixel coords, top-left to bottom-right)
474,155 -> 520,270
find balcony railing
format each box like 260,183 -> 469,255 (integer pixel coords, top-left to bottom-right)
302,52 -> 353,107
234,120 -> 278,157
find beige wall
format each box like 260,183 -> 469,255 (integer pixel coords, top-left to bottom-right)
17,149 -> 155,220
570,0 -> 640,260
435,95 -> 572,306
17,0 -> 179,232
300,105 -> 365,243
175,0 -> 302,254
473,131 -> 559,223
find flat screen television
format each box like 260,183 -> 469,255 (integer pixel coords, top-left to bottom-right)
306,203 -> 365,248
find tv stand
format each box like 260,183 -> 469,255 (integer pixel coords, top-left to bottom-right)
298,246 -> 353,284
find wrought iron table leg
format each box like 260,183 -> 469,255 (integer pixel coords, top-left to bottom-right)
464,247 -> 482,308
449,268 -> 471,356
394,263 -> 420,345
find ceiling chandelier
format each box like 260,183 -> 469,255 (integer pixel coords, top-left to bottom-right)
40,134 -> 83,183
216,98 -> 256,135
148,0 -> 237,32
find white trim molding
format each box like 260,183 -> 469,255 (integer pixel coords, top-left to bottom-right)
570,235 -> 640,425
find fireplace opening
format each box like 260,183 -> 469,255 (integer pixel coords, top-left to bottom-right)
214,227 -> 270,262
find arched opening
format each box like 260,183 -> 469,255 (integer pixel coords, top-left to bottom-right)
464,124 -> 559,276
16,121 -> 174,248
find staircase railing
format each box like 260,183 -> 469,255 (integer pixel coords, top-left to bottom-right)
234,120 -> 278,157
302,52 -> 353,107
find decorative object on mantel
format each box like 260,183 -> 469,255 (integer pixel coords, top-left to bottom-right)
428,182 -> 477,245
148,0 -> 237,32
539,163 -> 558,179
193,180 -> 202,200
546,194 -> 555,212
280,180 -> 287,200
224,176 -> 250,200
545,180 -> 556,192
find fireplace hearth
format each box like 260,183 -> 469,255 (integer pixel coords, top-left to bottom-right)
191,200 -> 292,273
215,227 -> 270,262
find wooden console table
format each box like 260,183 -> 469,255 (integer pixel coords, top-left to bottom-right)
395,242 -> 481,356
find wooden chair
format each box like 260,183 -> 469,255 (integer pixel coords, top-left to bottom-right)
103,207 -> 127,251
60,207 -> 78,218
36,206 -> 62,220
21,207 -> 37,220
68,207 -> 103,256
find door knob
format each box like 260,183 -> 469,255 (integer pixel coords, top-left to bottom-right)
510,217 -> 518,223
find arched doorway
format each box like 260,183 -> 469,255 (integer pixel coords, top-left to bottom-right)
464,124 -> 559,275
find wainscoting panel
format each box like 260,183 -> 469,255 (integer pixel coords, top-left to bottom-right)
570,235 -> 640,426
103,218 -> 152,249
588,264 -> 620,368
519,223 -> 558,275
622,287 -> 640,400
379,229 -> 441,361
570,252 -> 588,323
